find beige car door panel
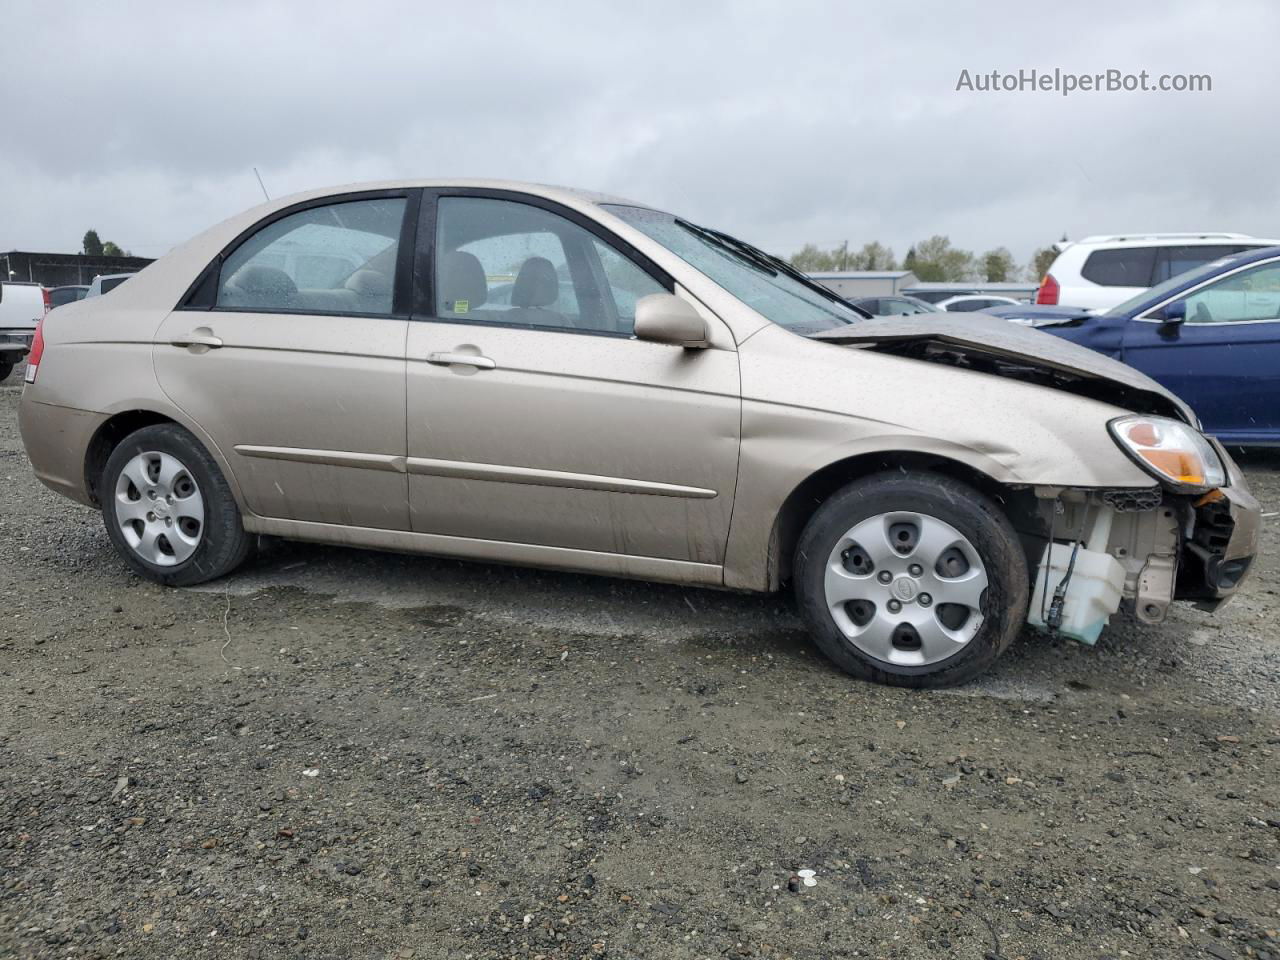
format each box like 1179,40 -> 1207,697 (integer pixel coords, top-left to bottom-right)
153,191 -> 416,530
405,323 -> 740,564
153,312 -> 411,529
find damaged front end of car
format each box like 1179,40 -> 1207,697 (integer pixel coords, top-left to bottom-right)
809,314 -> 1261,646
1019,464 -> 1257,645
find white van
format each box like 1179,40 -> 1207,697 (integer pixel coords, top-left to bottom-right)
0,282 -> 47,381
1036,233 -> 1280,311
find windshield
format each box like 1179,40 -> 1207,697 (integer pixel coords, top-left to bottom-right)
602,205 -> 864,334
1105,256 -> 1240,316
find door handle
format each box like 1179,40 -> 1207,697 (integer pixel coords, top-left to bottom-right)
426,351 -> 495,369
171,333 -> 223,349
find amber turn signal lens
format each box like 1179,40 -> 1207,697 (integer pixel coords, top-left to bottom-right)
1110,415 -> 1226,491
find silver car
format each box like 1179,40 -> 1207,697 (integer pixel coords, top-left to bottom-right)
18,180 -> 1260,687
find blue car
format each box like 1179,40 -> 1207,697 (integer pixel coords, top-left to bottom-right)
987,246 -> 1280,446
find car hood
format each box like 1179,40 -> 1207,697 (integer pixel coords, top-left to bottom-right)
809,313 -> 1196,424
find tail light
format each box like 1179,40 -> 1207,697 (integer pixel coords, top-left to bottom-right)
1036,273 -> 1060,305
24,316 -> 45,384
41,287 -> 51,315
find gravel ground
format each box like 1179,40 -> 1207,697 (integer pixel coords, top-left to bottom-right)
2,367 -> 1279,960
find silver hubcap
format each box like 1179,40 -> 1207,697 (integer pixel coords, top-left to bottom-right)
114,451 -> 204,566
824,511 -> 988,667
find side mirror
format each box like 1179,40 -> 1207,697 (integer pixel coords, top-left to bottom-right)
1159,300 -> 1187,324
634,293 -> 709,349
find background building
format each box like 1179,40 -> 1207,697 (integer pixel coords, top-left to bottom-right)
3,250 -> 154,287
806,270 -> 919,298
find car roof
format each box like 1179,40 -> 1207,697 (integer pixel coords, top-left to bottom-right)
261,178 -> 648,211
1063,233 -> 1280,250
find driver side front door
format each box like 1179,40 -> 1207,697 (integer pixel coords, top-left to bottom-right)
404,193 -> 742,576
1122,257 -> 1280,443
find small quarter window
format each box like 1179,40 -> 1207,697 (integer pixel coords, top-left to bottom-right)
217,197 -> 406,315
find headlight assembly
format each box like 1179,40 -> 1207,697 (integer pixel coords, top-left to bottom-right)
1109,415 -> 1227,492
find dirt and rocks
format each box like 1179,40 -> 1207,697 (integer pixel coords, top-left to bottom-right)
1,369 -> 1279,960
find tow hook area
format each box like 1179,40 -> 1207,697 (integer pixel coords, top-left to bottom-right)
1025,489 -> 1180,645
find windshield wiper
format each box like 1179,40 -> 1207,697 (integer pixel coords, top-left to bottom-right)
674,219 -> 859,313
675,219 -> 779,276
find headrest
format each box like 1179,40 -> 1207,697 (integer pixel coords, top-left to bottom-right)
438,251 -> 487,312
345,269 -> 392,297
226,264 -> 297,301
511,257 -> 559,308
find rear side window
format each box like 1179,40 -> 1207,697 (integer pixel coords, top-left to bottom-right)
217,197 -> 407,315
883,298 -> 928,315
1081,248 -> 1157,287
946,299 -> 994,312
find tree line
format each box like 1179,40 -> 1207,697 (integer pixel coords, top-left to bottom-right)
82,229 -> 131,258
790,237 -> 1058,283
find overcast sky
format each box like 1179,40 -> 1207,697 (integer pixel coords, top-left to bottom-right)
3,0 -> 1278,269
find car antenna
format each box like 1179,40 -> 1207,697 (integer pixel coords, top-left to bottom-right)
253,167 -> 270,201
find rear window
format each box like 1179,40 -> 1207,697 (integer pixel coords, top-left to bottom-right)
903,290 -> 961,304
1081,248 -> 1157,287
49,287 -> 86,307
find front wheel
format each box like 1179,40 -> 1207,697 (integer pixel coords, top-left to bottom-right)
101,424 -> 254,586
794,472 -> 1028,688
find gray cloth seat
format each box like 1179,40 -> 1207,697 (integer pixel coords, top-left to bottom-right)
221,264 -> 298,309
437,250 -> 490,320
506,256 -> 570,328
342,268 -> 394,313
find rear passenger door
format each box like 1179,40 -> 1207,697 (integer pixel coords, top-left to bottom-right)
403,191 -> 741,566
154,190 -> 418,530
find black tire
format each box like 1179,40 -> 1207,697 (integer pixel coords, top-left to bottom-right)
794,471 -> 1028,688
0,360 -> 13,383
101,423 -> 254,586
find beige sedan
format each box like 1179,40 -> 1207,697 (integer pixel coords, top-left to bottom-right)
18,180 -> 1260,686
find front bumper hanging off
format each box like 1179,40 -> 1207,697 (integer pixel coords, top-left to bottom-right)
1026,446 -> 1260,644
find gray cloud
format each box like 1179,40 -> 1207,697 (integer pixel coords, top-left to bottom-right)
3,0 -> 1278,264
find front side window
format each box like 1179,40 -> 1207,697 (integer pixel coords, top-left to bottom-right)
1152,245 -> 1249,284
604,205 -> 863,334
433,197 -> 666,335
217,197 -> 406,315
1180,261 -> 1280,324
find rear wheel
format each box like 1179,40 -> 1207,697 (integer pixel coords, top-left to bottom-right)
794,471 -> 1028,688
0,360 -> 13,382
101,424 -> 253,586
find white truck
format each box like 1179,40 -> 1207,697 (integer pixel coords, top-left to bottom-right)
0,282 -> 47,382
